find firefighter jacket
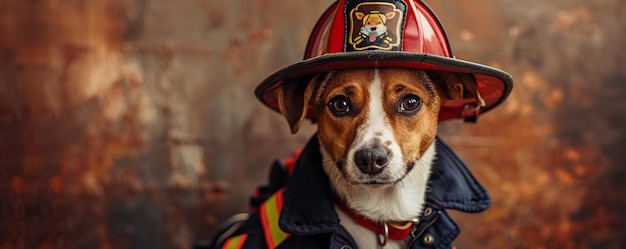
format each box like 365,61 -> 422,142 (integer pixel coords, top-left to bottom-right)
219,134 -> 490,249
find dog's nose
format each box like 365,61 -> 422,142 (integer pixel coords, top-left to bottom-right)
354,147 -> 390,175
370,27 -> 377,31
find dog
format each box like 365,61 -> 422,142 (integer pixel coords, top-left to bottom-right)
275,68 -> 485,248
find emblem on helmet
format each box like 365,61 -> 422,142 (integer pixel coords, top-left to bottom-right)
347,2 -> 405,51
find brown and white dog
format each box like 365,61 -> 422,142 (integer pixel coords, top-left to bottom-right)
275,68 -> 484,248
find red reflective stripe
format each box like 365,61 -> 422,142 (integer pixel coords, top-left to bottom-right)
222,234 -> 248,249
259,204 -> 274,249
285,148 -> 302,176
260,189 -> 290,248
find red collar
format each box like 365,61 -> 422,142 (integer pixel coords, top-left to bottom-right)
337,201 -> 416,241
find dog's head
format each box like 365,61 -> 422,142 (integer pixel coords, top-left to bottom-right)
355,11 -> 395,36
356,10 -> 395,28
275,68 -> 483,192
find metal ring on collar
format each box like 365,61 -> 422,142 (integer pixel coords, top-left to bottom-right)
378,222 -> 389,246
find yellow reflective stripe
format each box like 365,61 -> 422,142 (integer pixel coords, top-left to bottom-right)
260,189 -> 290,248
222,234 -> 248,249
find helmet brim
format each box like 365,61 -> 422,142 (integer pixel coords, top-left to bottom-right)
255,50 -> 514,121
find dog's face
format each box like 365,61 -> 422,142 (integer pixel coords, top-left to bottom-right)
276,68 -> 483,187
355,11 -> 395,37
315,69 -> 438,185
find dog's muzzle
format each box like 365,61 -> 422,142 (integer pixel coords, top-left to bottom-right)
353,146 -> 390,175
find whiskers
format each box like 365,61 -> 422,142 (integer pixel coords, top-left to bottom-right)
321,156 -> 352,197
393,142 -> 437,197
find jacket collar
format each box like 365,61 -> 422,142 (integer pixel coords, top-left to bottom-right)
278,134 -> 490,235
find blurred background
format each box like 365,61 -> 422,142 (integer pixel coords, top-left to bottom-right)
0,0 -> 624,248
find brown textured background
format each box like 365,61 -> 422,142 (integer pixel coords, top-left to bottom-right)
0,0 -> 624,248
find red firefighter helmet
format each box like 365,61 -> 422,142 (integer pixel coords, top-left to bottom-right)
255,0 -> 514,122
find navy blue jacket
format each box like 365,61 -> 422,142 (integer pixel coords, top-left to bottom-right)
221,134 -> 490,249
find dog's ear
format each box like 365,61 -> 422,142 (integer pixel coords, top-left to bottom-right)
275,74 -> 325,134
429,71 -> 485,107
355,12 -> 365,20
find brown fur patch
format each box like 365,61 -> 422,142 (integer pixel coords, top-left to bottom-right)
378,69 -> 440,162
315,69 -> 374,162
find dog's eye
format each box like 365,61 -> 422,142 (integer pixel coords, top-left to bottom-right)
398,94 -> 422,115
328,95 -> 352,116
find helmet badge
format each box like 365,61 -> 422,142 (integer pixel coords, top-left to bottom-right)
346,1 -> 407,51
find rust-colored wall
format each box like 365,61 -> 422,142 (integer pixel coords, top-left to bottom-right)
0,0 -> 624,248
430,1 -> 626,248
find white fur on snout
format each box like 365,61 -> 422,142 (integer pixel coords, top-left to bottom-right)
345,69 -> 404,184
